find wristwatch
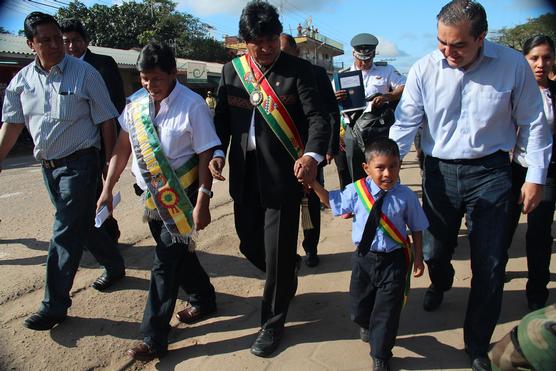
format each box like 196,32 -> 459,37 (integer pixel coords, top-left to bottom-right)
198,186 -> 213,198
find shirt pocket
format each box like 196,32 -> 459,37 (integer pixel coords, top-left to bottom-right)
52,94 -> 87,121
473,90 -> 511,122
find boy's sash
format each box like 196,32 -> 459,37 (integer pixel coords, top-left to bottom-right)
231,54 -> 304,161
127,88 -> 197,243
354,178 -> 414,305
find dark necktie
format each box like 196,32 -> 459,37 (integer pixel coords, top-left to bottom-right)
358,190 -> 386,256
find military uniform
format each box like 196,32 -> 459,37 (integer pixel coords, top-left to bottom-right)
489,303 -> 556,370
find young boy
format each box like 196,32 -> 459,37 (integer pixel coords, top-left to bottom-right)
311,138 -> 428,371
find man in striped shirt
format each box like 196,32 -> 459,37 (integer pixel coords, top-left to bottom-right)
0,12 -> 125,331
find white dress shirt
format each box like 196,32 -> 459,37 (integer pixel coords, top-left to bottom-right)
119,82 -> 221,190
389,40 -> 551,184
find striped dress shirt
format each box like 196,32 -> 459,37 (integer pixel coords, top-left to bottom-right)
2,55 -> 118,161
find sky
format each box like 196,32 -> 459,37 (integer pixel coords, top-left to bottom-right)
1,0 -> 555,73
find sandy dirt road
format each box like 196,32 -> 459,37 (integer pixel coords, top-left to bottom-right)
0,149 -> 554,371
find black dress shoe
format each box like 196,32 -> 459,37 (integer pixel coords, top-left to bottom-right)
127,342 -> 166,361
359,327 -> 369,343
471,356 -> 491,371
373,357 -> 390,371
91,272 -> 125,291
250,328 -> 283,357
305,253 -> 320,267
423,286 -> 443,311
23,312 -> 67,331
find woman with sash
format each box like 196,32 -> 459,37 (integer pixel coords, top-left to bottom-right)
97,43 -> 221,361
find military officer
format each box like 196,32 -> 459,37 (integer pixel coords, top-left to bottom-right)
336,33 -> 406,181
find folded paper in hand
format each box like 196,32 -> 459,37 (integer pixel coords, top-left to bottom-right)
95,192 -> 121,228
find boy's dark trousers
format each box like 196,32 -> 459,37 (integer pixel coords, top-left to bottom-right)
350,248 -> 407,361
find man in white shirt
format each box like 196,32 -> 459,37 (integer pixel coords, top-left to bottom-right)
389,1 -> 551,370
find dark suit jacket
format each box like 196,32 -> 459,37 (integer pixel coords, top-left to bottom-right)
312,64 -> 340,156
84,49 -> 126,114
214,52 -> 330,207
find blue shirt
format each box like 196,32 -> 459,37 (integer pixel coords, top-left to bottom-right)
2,55 -> 117,161
329,178 -> 429,252
389,40 -> 551,184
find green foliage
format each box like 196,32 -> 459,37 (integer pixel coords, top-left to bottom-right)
55,0 -> 230,62
493,13 -> 556,51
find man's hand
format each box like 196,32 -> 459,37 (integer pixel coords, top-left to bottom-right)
335,89 -> 348,102
193,204 -> 211,231
519,182 -> 543,214
371,94 -> 390,108
97,190 -> 114,214
325,153 -> 334,165
294,155 -> 317,184
208,157 -> 226,181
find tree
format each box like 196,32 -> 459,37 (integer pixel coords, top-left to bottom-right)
55,0 -> 230,62
493,13 -> 556,51
0,27 -> 11,34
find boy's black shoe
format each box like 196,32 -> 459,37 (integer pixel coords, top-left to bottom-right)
471,356 -> 491,371
359,327 -> 369,342
423,285 -> 443,311
23,312 -> 67,331
250,327 -> 283,357
373,357 -> 390,371
305,253 -> 320,267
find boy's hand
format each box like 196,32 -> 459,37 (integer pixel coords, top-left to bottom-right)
413,256 -> 425,277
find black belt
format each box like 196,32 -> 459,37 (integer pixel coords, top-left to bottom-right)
432,150 -> 508,165
41,147 -> 98,169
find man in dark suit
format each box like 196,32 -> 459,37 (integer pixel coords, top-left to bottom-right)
279,33 -> 340,267
60,18 -> 125,245
60,19 -> 125,113
209,1 -> 329,357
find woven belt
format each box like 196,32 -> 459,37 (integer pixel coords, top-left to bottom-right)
41,147 -> 98,169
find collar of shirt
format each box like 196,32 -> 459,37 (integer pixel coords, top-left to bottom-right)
366,176 -> 399,198
153,80 -> 179,119
32,54 -> 68,75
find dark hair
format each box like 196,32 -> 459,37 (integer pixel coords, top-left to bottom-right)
59,18 -> 89,42
280,33 -> 297,50
364,138 -> 400,163
437,0 -> 488,39
24,12 -> 60,41
522,35 -> 555,56
239,1 -> 283,42
136,42 -> 176,74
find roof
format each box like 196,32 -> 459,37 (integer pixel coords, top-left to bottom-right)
0,34 -> 223,74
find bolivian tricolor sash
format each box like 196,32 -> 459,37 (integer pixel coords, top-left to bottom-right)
354,178 -> 414,306
232,54 -> 304,161
127,88 -> 197,243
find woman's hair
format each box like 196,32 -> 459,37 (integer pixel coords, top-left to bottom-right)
522,35 -> 555,56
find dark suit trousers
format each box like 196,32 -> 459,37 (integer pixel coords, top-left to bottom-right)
350,249 -> 406,361
344,126 -> 367,182
508,161 -> 556,306
234,152 -> 300,330
141,219 -> 216,352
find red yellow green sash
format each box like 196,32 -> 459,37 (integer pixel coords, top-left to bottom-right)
127,88 -> 197,242
354,177 -> 414,305
232,54 -> 304,161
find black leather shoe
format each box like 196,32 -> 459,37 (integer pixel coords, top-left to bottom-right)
250,328 -> 283,357
305,253 -> 320,267
471,356 -> 491,371
423,286 -> 443,311
23,312 -> 67,331
373,357 -> 390,371
359,327 -> 369,343
91,272 -> 125,291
